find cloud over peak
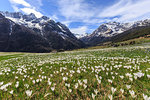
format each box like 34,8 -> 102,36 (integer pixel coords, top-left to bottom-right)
9,0 -> 43,18
7,0 -> 150,34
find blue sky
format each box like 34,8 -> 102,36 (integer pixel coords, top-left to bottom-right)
1,0 -> 150,35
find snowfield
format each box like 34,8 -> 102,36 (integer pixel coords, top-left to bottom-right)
0,45 -> 150,99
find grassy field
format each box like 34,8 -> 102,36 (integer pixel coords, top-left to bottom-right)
0,53 -> 25,61
0,45 -> 150,99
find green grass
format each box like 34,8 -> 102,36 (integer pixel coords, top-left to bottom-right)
0,53 -> 24,61
110,37 -> 150,47
0,45 -> 150,99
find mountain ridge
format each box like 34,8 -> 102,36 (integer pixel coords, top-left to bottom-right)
0,11 -> 85,52
81,19 -> 150,46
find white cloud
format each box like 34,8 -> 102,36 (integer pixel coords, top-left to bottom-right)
9,0 -> 31,7
21,8 -> 43,18
58,0 -> 96,20
61,21 -> 72,27
99,0 -> 150,22
25,0 -> 43,9
9,0 -> 43,18
57,0 -> 150,30
12,5 -> 20,12
57,0 -> 103,30
50,15 -> 58,21
70,26 -> 88,35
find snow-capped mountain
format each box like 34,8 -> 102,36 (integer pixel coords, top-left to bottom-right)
81,19 -> 150,45
0,11 -> 69,37
91,20 -> 150,37
0,11 -> 85,52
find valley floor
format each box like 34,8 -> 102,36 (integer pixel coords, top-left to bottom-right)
0,45 -> 150,99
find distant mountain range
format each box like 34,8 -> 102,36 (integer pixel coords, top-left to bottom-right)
0,11 -> 150,52
0,11 -> 85,52
81,19 -> 150,46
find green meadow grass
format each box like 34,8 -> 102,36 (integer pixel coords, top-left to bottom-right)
0,45 -> 149,99
0,53 -> 24,61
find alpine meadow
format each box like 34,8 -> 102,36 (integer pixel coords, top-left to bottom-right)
0,0 -> 150,99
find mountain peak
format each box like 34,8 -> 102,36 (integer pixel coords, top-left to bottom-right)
41,16 -> 49,20
28,13 -> 37,19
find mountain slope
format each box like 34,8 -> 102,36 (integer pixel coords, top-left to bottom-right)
0,11 -> 85,52
108,25 -> 150,43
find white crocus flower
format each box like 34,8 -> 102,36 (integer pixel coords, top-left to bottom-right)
77,69 -> 81,73
126,85 -> 131,89
120,88 -> 124,94
97,79 -> 101,84
25,90 -> 32,97
143,94 -> 150,100
51,86 -> 55,91
129,78 -> 133,81
9,90 -> 14,94
108,94 -> 113,100
92,93 -> 96,99
75,83 -> 78,89
112,76 -> 115,79
119,76 -> 124,79
48,81 -> 52,86
36,79 -> 40,83
94,89 -> 98,95
15,81 -> 19,88
0,82 -> 4,86
129,90 -> 136,98
108,79 -> 113,84
83,79 -> 87,84
69,89 -> 72,93
32,80 -> 36,84
147,75 -> 150,79
111,87 -> 116,94
83,84 -> 87,89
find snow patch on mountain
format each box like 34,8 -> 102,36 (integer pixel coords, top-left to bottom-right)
57,24 -> 66,33
9,20 -> 13,36
6,16 -> 43,31
58,32 -> 69,40
8,20 -> 15,36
